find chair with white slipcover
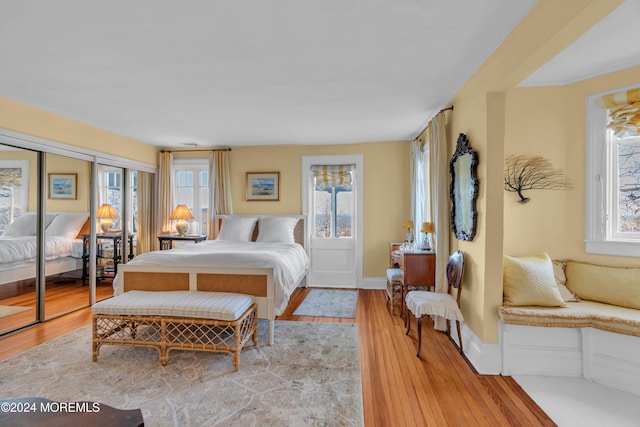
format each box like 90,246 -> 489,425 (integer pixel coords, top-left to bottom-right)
405,250 -> 464,357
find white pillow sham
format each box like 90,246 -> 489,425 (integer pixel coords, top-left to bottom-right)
217,216 -> 258,241
46,212 -> 89,239
256,217 -> 298,244
2,213 -> 57,237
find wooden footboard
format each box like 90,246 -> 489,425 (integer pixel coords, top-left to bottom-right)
118,265 -> 277,344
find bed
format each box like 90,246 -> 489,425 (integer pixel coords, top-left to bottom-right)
113,215 -> 309,344
0,212 -> 90,285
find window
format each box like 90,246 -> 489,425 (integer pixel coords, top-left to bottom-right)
98,165 -> 123,230
586,85 -> 640,257
312,165 -> 353,238
173,159 -> 209,235
0,160 -> 29,231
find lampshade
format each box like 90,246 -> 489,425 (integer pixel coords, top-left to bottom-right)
169,205 -> 195,220
170,205 -> 195,236
421,222 -> 433,233
96,203 -> 119,234
403,220 -> 414,229
96,204 -> 119,219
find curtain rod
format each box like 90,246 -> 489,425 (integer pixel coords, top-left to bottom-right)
414,105 -> 454,140
160,148 -> 232,153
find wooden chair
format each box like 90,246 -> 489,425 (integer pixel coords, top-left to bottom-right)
405,250 -> 464,357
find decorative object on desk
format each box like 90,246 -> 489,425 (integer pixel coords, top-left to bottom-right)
420,222 -> 433,250
96,203 -> 119,233
246,171 -> 280,201
48,173 -> 77,200
504,154 -> 572,204
169,204 -> 195,236
403,220 -> 414,244
450,133 -> 478,241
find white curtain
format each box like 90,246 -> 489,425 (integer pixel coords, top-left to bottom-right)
427,111 -> 450,331
156,151 -> 174,241
410,140 -> 425,242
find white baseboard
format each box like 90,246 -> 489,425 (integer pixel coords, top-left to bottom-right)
500,322 -> 640,396
453,322 -> 501,375
361,276 -> 386,290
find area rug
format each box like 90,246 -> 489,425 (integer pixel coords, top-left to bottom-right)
0,305 -> 31,319
293,289 -> 358,318
0,320 -> 363,427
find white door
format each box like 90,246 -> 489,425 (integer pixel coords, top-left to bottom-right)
302,155 -> 363,288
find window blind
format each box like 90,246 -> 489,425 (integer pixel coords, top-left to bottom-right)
598,87 -> 640,138
311,164 -> 354,190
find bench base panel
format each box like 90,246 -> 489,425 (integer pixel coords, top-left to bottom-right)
92,304 -> 257,371
500,321 -> 640,396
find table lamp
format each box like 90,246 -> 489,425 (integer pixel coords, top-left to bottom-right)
96,203 -> 119,234
403,220 -> 414,244
170,205 -> 195,236
421,222 -> 433,250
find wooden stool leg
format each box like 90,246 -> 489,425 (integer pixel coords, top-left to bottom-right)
416,317 -> 422,357
405,309 -> 411,335
456,320 -> 463,354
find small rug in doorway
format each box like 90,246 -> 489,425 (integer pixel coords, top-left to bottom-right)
0,305 -> 31,319
293,288 -> 358,318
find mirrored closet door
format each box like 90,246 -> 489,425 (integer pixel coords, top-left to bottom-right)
44,153 -> 92,320
0,145 -> 39,334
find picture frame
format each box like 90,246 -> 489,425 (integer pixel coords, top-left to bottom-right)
245,171 -> 280,201
48,173 -> 77,200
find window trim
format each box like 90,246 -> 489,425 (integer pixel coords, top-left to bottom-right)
585,84 -> 640,257
172,158 -> 209,234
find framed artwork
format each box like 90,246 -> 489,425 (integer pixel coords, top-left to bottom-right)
48,173 -> 77,200
246,172 -> 280,201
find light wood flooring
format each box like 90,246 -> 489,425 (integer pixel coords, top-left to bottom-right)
0,288 -> 555,426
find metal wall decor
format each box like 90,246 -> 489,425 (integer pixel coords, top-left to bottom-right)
504,155 -> 572,203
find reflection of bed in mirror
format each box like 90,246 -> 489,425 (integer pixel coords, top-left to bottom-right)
114,214 -> 310,344
0,212 -> 89,285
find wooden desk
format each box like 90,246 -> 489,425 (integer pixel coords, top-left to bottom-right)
391,248 -> 436,316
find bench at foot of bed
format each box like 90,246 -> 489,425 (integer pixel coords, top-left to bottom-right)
91,291 -> 257,371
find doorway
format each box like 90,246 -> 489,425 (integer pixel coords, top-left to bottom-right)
302,154 -> 363,288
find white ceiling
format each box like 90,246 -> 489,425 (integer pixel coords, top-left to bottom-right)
0,1 -> 637,148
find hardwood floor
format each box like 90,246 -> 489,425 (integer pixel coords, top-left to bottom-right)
0,288 -> 555,426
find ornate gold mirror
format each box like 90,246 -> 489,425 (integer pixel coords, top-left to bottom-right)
449,133 -> 478,241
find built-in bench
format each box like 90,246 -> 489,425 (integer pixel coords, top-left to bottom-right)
92,290 -> 257,371
498,257 -> 640,396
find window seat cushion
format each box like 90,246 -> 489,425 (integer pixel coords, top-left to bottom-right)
497,300 -> 640,337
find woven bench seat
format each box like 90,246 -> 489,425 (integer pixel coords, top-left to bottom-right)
92,291 -> 257,370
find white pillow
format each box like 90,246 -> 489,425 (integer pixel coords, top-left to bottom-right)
46,212 -> 89,239
552,259 -> 579,302
256,217 -> 298,244
216,217 -> 258,241
2,213 -> 57,237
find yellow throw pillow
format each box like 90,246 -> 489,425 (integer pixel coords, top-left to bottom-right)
503,253 -> 567,307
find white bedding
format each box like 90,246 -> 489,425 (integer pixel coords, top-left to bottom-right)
0,235 -> 83,271
113,240 -> 310,315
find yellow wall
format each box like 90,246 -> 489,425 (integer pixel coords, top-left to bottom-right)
0,97 -> 157,164
504,66 -> 640,266
45,153 -> 91,213
227,142 -> 411,277
444,0 -> 622,343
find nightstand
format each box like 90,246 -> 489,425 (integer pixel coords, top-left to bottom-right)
82,233 -> 134,284
157,234 -> 207,250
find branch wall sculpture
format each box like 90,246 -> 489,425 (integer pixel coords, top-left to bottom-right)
504,155 -> 572,203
